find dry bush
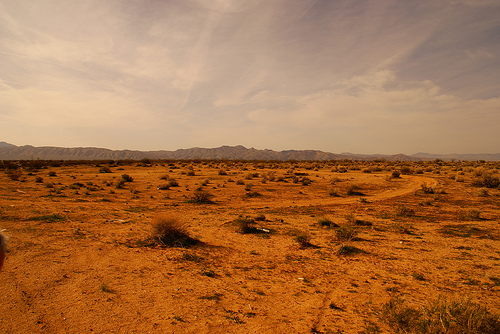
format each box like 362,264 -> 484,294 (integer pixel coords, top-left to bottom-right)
335,225 -> 358,241
189,189 -> 214,204
382,296 -> 500,334
395,204 -> 415,217
294,232 -> 313,248
150,216 -> 198,247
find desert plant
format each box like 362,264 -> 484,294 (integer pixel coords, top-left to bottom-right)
346,184 -> 363,196
115,179 -> 126,189
6,169 -> 22,181
150,216 -> 198,247
395,204 -> 415,217
157,184 -> 171,190
318,218 -> 337,228
391,170 -> 401,178
325,186 -> 339,197
382,296 -> 500,334
421,183 -> 435,194
472,174 -> 500,188
99,166 -> 111,173
189,190 -> 214,204
335,225 -> 358,241
121,174 -> 133,182
254,214 -> 266,221
295,232 -> 313,248
234,217 -> 258,234
337,245 -> 364,255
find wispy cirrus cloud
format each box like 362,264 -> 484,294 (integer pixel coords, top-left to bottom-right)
0,0 -> 499,153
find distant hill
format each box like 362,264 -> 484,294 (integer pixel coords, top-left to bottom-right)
0,142 -> 498,161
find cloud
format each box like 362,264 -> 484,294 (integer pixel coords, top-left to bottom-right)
0,0 -> 499,153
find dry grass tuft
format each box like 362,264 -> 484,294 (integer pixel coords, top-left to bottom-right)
150,216 -> 198,247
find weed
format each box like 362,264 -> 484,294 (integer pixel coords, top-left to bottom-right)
412,272 -> 426,281
421,184 -> 435,194
115,179 -> 126,188
244,191 -> 262,198
157,183 -> 171,190
318,218 -> 338,228
150,216 -> 198,247
328,188 -> 340,197
100,283 -> 115,293
295,232 -> 313,248
462,209 -> 482,220
382,296 -> 500,334
99,167 -> 111,173
121,174 -> 133,182
346,184 -> 363,196
338,245 -> 364,255
189,190 -> 214,204
31,213 -> 65,223
181,253 -> 204,263
395,205 -> 415,217
335,225 -> 358,241
392,223 -> 415,235
234,217 -> 258,234
254,214 -> 266,221
391,170 -> 401,178
199,292 -> 223,301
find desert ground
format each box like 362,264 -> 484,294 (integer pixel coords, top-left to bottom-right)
1,159 -> 499,333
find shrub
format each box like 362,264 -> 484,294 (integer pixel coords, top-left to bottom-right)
234,217 -> 258,234
338,245 -> 364,255
121,174 -> 133,182
421,183 -> 435,194
150,216 -> 198,247
295,232 -> 313,248
6,169 -> 22,181
189,190 -> 214,204
391,170 -> 401,178
473,174 -> 500,188
335,225 -> 358,241
346,184 -> 363,196
168,179 -> 179,187
318,218 -> 337,228
115,179 -> 126,189
254,214 -> 266,221
157,184 -> 171,190
99,167 -> 111,173
328,188 -> 340,197
382,296 -> 500,334
395,204 -> 415,217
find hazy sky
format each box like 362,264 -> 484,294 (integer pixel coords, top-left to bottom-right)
1,0 -> 500,154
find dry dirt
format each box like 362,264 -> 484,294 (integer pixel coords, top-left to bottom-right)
1,160 -> 499,333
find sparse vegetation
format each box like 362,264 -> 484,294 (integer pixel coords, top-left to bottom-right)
382,296 -> 500,334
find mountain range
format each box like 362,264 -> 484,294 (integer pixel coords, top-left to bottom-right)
0,142 -> 499,161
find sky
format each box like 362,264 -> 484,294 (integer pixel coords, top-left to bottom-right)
1,0 -> 500,154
